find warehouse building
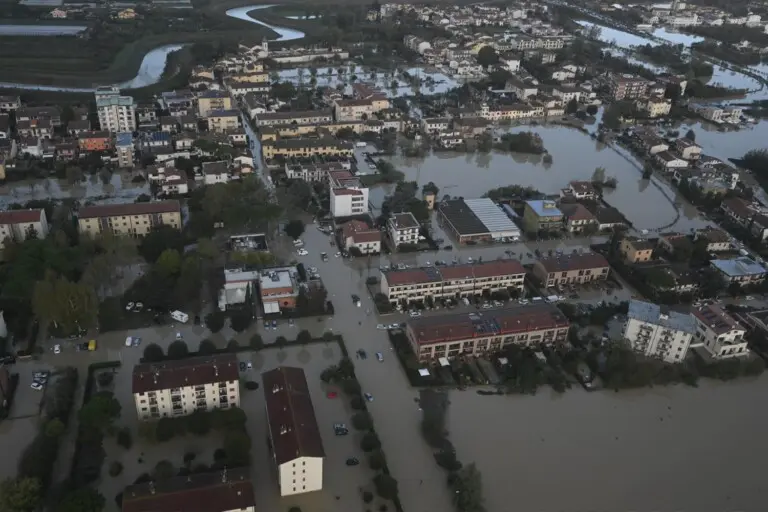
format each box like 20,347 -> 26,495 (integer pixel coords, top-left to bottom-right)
437,198 -> 521,244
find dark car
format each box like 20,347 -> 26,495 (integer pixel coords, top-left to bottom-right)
345,457 -> 359,466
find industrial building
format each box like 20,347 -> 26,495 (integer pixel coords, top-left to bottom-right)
437,198 -> 521,244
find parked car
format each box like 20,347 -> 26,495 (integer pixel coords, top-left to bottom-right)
125,302 -> 135,311
53,344 -> 61,354
133,302 -> 144,312
30,382 -> 44,391
333,423 -> 349,435
346,457 -> 360,466
376,324 -> 387,330
271,320 -> 277,330
364,392 -> 374,402
376,352 -> 383,362
409,311 -> 422,318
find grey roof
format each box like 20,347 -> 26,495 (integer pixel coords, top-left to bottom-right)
464,198 -> 521,235
439,198 -> 520,236
627,299 -> 696,334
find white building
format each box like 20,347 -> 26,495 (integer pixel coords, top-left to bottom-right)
132,354 -> 241,421
160,170 -> 189,195
95,86 -> 136,133
387,212 -> 420,247
340,220 -> 382,255
329,170 -> 368,218
623,299 -> 696,363
0,209 -> 49,250
263,367 -> 324,497
691,304 -> 749,359
203,160 -> 230,185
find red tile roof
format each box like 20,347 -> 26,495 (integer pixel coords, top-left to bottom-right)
79,200 -> 181,219
341,221 -> 381,244
0,208 -> 44,224
384,260 -> 525,286
122,468 -> 255,512
262,367 -> 325,466
407,305 -> 570,345
536,252 -> 609,273
132,354 -> 239,394
333,188 -> 363,196
560,203 -> 596,222
692,304 -> 743,335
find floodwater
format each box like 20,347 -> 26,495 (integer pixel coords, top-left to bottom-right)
448,377 -> 768,512
375,124 -> 710,232
0,5 -> 306,91
577,20 -> 704,48
0,24 -> 87,36
0,171 -> 151,208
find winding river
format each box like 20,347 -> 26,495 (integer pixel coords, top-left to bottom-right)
0,5 -> 306,92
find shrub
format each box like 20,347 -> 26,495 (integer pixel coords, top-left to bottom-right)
116,427 -> 132,449
198,339 -> 217,355
369,450 -> 385,471
360,432 -> 381,452
352,411 -> 373,431
153,460 -> 176,481
245,381 -> 259,391
97,372 -> 114,388
350,395 -> 365,410
205,311 -> 225,333
249,334 -> 264,350
109,461 -> 123,477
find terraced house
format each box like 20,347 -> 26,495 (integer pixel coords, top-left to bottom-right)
532,252 -> 611,287
256,109 -> 334,127
380,260 -> 526,306
406,305 -> 571,362
262,138 -> 353,160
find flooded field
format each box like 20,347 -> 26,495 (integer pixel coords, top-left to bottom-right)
448,376 -> 768,512
376,124 -> 710,232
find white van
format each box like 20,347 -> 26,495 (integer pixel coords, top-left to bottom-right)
171,310 -> 189,323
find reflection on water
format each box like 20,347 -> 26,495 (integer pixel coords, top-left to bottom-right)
0,24 -> 87,36
0,172 -> 150,208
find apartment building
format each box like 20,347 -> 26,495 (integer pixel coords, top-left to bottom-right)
262,367 -> 324,497
623,299 -> 695,363
381,260 -> 526,306
606,74 -> 650,100
0,208 -> 49,250
78,200 -> 182,238
675,137 -> 702,160
560,180 -> 598,201
532,252 -> 611,287
257,109 -> 334,127
203,160 -> 230,185
406,305 -> 570,362
122,469 -> 256,512
198,90 -> 233,117
637,96 -> 672,118
116,132 -> 134,169
692,304 -> 748,359
262,138 -> 353,160
78,131 -> 112,152
0,95 -> 21,113
207,109 -> 240,133
693,227 -> 731,252
329,170 -> 368,218
132,354 -> 240,421
333,96 -> 390,122
387,212 -> 420,247
619,237 -> 655,263
340,220 -> 381,254
95,87 -> 136,133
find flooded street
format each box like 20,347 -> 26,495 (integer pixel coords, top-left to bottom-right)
376,125 -> 710,232
449,376 -> 768,512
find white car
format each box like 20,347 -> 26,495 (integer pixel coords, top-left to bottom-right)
389,323 -> 401,329
376,324 -> 387,330
335,252 -> 341,258
376,352 -> 383,362
308,267 -> 318,273
297,249 -> 309,256
30,382 -> 44,391
134,302 -> 144,312
53,344 -> 61,354
125,302 -> 135,311
409,311 -> 422,318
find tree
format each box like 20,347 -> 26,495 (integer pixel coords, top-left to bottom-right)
360,432 -> 381,452
373,473 -> 399,500
32,272 -> 98,335
156,418 -> 177,442
363,491 -> 374,503
591,166 -> 606,183
565,98 -> 578,114
79,391 -> 121,430
685,129 -> 696,141
44,418 -> 65,438
167,340 -> 189,360
368,450 -> 386,471
116,427 -> 132,449
143,343 -> 164,362
249,334 -> 264,350
226,339 -> 240,352
476,46 -> 498,67
153,460 -> 176,481
138,226 -> 186,264
205,311 -> 225,333
296,329 -> 313,345
58,488 -> 105,512
198,339 -> 218,355
230,311 -> 251,333
223,431 -> 252,467
155,249 -> 182,277
284,219 -> 306,240
452,463 -> 486,512
187,410 -> 212,436
0,477 -> 42,512
352,411 -> 373,431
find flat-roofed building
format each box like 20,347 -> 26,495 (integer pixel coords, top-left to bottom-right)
532,252 -> 610,287
693,226 -> 731,252
437,198 -> 521,244
329,170 -> 368,218
77,200 -> 182,238
262,138 -> 353,160
256,109 -> 333,127
522,200 -> 563,233
381,260 -> 526,306
406,305 -> 570,361
387,212 -> 420,247
132,354 -> 240,421
692,304 -> 748,359
121,468 -> 255,512
710,257 -> 767,284
259,266 -> 300,313
262,367 -> 324,496
619,237 -> 655,263
0,208 -> 49,250
198,90 -> 233,117
623,299 -> 695,363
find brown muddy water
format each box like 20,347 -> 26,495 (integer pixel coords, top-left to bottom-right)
448,377 -> 768,512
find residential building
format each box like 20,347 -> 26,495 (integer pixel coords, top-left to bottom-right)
160,170 -> 189,195
262,367 -> 324,496
340,220 -> 381,254
285,161 -> 349,182
67,119 -> 91,136
77,200 -> 182,238
505,77 -> 539,99
606,74 -> 650,100
207,109 -> 240,133
406,305 -> 570,362
692,304 -> 748,359
437,198 -> 521,244
258,266 -> 301,313
421,117 -> 452,134
532,252 -> 610,287
95,86 -> 136,133
657,232 -> 693,256
721,197 -> 762,227
198,90 -> 233,117
619,237 -> 655,263
78,131 -> 112,152
121,469 -> 256,512
694,227 -> 731,252
0,209 -> 49,250
381,260 -> 526,306
16,106 -> 61,127
333,97 -> 390,122
116,132 -> 134,169
203,160 -> 230,185
710,257 -> 768,284
256,109 -> 334,127
132,354 -> 240,420
329,170 -> 368,218
0,95 -> 20,113
262,138 -> 353,160
623,299 -> 695,363
560,180 -> 598,200
387,212 -> 420,247
675,137 -> 702,160
0,114 -> 9,139
522,200 -> 563,233
637,96 -> 672,118
655,150 -> 688,170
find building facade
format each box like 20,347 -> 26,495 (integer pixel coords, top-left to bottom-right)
692,304 -> 748,359
198,91 -> 233,117
0,209 -> 49,250
387,212 -> 420,247
78,200 -> 182,238
329,170 -> 368,218
95,87 -> 136,133
132,354 -> 240,421
623,299 -> 695,363
532,252 -> 611,287
522,200 -> 563,233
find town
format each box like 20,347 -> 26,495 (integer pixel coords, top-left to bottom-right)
1,0 -> 768,511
